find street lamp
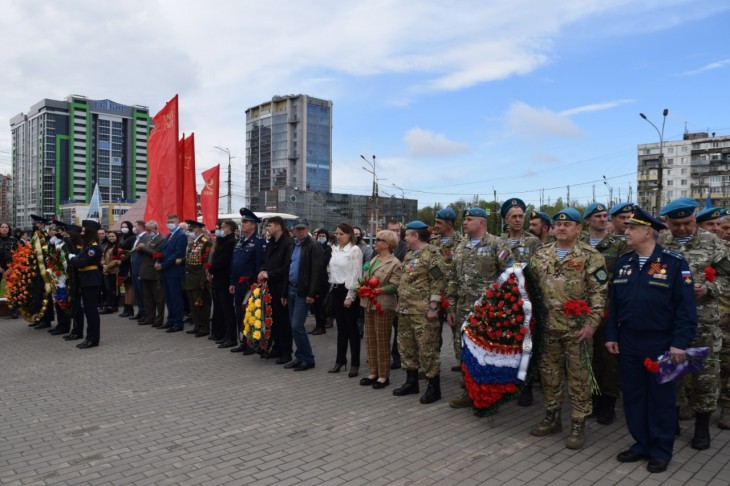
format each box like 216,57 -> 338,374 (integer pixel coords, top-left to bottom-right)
639,109 -> 668,214
215,146 -> 235,214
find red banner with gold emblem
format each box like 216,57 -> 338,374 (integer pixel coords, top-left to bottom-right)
200,165 -> 220,230
145,95 -> 179,234
181,133 -> 197,221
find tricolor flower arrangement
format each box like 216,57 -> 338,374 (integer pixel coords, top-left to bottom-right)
6,232 -> 53,322
461,266 -> 542,416
45,245 -> 72,311
243,279 -> 273,351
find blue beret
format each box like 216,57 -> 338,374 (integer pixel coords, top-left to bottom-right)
500,198 -> 526,218
583,202 -> 608,220
626,206 -> 667,232
608,202 -> 634,217
463,207 -> 488,219
405,220 -> 428,230
435,208 -> 456,220
239,207 -> 261,223
696,207 -> 722,223
553,208 -> 582,223
529,210 -> 552,227
721,209 -> 730,217
660,198 -> 699,219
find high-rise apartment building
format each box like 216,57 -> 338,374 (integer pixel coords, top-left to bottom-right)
637,131 -> 730,214
245,94 -> 332,210
10,95 -> 149,228
0,174 -> 11,224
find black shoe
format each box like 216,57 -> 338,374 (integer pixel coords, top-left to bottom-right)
218,340 -> 236,348
293,362 -> 315,371
138,320 -> 151,325
215,338 -> 226,344
360,376 -> 377,386
159,325 -> 172,330
130,313 -> 144,320
50,328 -> 70,336
372,378 -> 390,389
283,360 -> 302,369
186,330 -> 198,334
118,309 -> 133,318
35,322 -> 51,330
230,345 -> 247,352
617,450 -> 648,463
151,323 -> 163,328
242,348 -> 256,355
165,327 -> 182,333
309,327 -> 325,335
390,361 -> 401,370
99,307 -> 114,315
450,365 -> 461,372
275,355 -> 292,365
646,458 -> 668,473
64,334 -> 83,341
691,412 -> 711,450
328,363 -> 346,373
77,340 -> 98,349
195,332 -> 208,337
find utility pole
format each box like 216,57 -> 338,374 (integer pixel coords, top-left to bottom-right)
567,185 -> 570,206
361,154 -> 378,245
215,146 -> 235,214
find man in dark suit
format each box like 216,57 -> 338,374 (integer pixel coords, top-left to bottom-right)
129,220 -> 147,321
208,219 -> 238,348
156,214 -> 188,333
136,221 -> 165,327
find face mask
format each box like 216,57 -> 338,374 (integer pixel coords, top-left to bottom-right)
132,227 -> 139,234
167,223 -> 176,231
317,237 -> 327,244
121,227 -> 129,234
186,231 -> 195,239
216,230 -> 224,237
49,236 -> 59,246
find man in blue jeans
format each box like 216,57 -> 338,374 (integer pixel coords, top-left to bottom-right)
282,218 -> 324,371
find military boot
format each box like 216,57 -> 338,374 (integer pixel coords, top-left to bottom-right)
393,370 -> 419,396
529,409 -> 562,436
719,408 -> 730,430
565,420 -> 586,449
420,376 -> 441,404
448,390 -> 473,409
691,412 -> 711,450
597,396 -> 616,425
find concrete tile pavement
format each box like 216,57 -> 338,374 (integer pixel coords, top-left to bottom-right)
0,314 -> 728,485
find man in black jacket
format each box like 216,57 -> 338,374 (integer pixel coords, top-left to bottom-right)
258,217 -> 293,363
282,218 -> 324,371
208,219 -> 238,348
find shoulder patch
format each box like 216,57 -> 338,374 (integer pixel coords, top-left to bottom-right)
428,265 -> 444,280
593,267 -> 608,283
88,249 -> 96,256
662,249 -> 683,260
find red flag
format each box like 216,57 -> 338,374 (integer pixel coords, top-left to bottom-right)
145,95 -> 179,234
200,165 -> 220,230
181,133 -> 197,221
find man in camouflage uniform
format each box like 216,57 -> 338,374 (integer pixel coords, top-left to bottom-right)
180,220 -> 212,337
394,221 -> 447,404
608,202 -> 634,238
529,208 -> 608,450
430,208 -> 463,369
446,208 -> 511,408
720,209 -> 730,429
579,203 -> 629,424
658,198 -> 730,449
528,210 -> 553,246
501,198 -> 540,263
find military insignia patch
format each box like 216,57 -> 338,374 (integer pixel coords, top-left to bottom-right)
88,249 -> 95,256
681,270 -> 692,284
429,266 -> 444,279
593,267 -> 608,283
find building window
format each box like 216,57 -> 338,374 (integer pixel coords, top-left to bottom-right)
666,169 -> 672,175
682,147 -> 688,153
681,168 -> 687,174
667,147 -> 674,154
666,158 -> 673,165
680,179 -> 687,186
666,180 -> 673,186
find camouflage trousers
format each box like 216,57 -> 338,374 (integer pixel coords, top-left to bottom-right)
540,331 -> 593,421
592,321 -> 621,398
719,319 -> 730,409
677,322 -> 722,414
398,314 -> 442,379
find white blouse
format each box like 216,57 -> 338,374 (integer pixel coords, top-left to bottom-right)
329,243 -> 363,300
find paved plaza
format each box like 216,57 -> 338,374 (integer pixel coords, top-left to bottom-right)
1,313 -> 729,486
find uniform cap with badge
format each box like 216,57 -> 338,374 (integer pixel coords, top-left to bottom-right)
463,207 -> 488,219
583,202 -> 608,220
239,207 -> 261,223
435,207 -> 456,221
185,219 -> 205,230
608,201 -> 634,217
500,198 -> 526,218
81,219 -> 101,232
659,197 -> 699,219
529,210 -> 552,227
30,214 -> 51,225
695,207 -> 722,223
552,208 -> 582,223
625,206 -> 667,231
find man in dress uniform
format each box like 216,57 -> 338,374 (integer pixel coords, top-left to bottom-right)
528,211 -> 553,246
658,198 -> 730,449
229,208 -> 266,354
529,208 -> 608,450
608,202 -> 634,238
70,219 -> 104,349
580,202 -> 629,424
180,220 -> 212,337
501,198 -> 540,263
606,206 -> 697,473
446,208 -> 511,408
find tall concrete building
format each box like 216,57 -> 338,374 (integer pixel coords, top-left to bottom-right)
0,174 -> 11,224
637,131 -> 730,214
10,95 -> 150,228
245,94 -> 332,210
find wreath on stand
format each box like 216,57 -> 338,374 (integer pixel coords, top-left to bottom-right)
243,279 -> 273,352
6,232 -> 54,322
461,264 -> 544,417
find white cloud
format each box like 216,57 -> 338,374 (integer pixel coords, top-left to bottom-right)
677,59 -> 730,77
504,102 -> 585,140
403,128 -> 469,158
559,99 -> 636,116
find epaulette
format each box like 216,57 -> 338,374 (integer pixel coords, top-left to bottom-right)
662,249 -> 683,260
201,236 -> 208,243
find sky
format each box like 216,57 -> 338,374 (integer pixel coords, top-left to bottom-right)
1,0 -> 729,211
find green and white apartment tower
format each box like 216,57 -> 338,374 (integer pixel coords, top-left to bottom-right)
10,95 -> 150,228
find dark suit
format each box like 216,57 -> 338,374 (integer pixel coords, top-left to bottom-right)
208,232 -> 237,342
261,233 -> 293,357
70,243 -> 103,344
159,228 -> 188,330
138,232 -> 165,326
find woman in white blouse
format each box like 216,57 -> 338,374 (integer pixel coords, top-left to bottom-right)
327,222 -> 363,377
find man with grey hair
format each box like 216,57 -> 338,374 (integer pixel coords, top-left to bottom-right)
136,220 -> 166,327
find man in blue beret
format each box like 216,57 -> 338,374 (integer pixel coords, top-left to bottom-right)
528,211 -> 553,245
606,205 -> 697,473
720,209 -> 730,430
430,208 -> 463,370
658,197 -> 730,449
501,197 -> 540,265
579,203 -> 629,424
529,207 -> 608,449
609,202 -> 634,237
696,207 -> 723,237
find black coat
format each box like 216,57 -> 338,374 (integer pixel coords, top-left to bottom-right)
261,233 -> 293,296
208,232 -> 236,287
284,236 -> 324,299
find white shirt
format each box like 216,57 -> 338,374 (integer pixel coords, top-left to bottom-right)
329,243 -> 363,300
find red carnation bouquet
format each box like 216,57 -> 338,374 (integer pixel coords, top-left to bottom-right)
357,277 -> 383,315
563,299 -> 600,395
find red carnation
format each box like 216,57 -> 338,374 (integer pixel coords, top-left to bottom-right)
264,295 -> 272,303
515,334 -> 524,342
152,252 -> 163,260
203,263 -> 212,269
238,276 -> 250,284
704,267 -> 716,283
643,358 -> 660,374
492,282 -> 499,289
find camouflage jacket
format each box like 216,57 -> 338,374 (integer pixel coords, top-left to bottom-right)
429,231 -> 462,269
447,233 -> 511,318
398,244 -> 447,315
658,228 -> 730,323
530,241 -> 608,332
722,241 -> 730,318
501,231 -> 540,264
579,232 -> 629,278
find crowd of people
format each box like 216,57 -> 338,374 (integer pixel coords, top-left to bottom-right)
3,197 -> 730,474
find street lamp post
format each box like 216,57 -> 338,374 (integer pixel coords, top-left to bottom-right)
215,146 -> 235,214
639,109 -> 668,214
361,154 -> 378,245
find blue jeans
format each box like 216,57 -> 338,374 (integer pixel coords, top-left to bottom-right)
288,287 -> 314,364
